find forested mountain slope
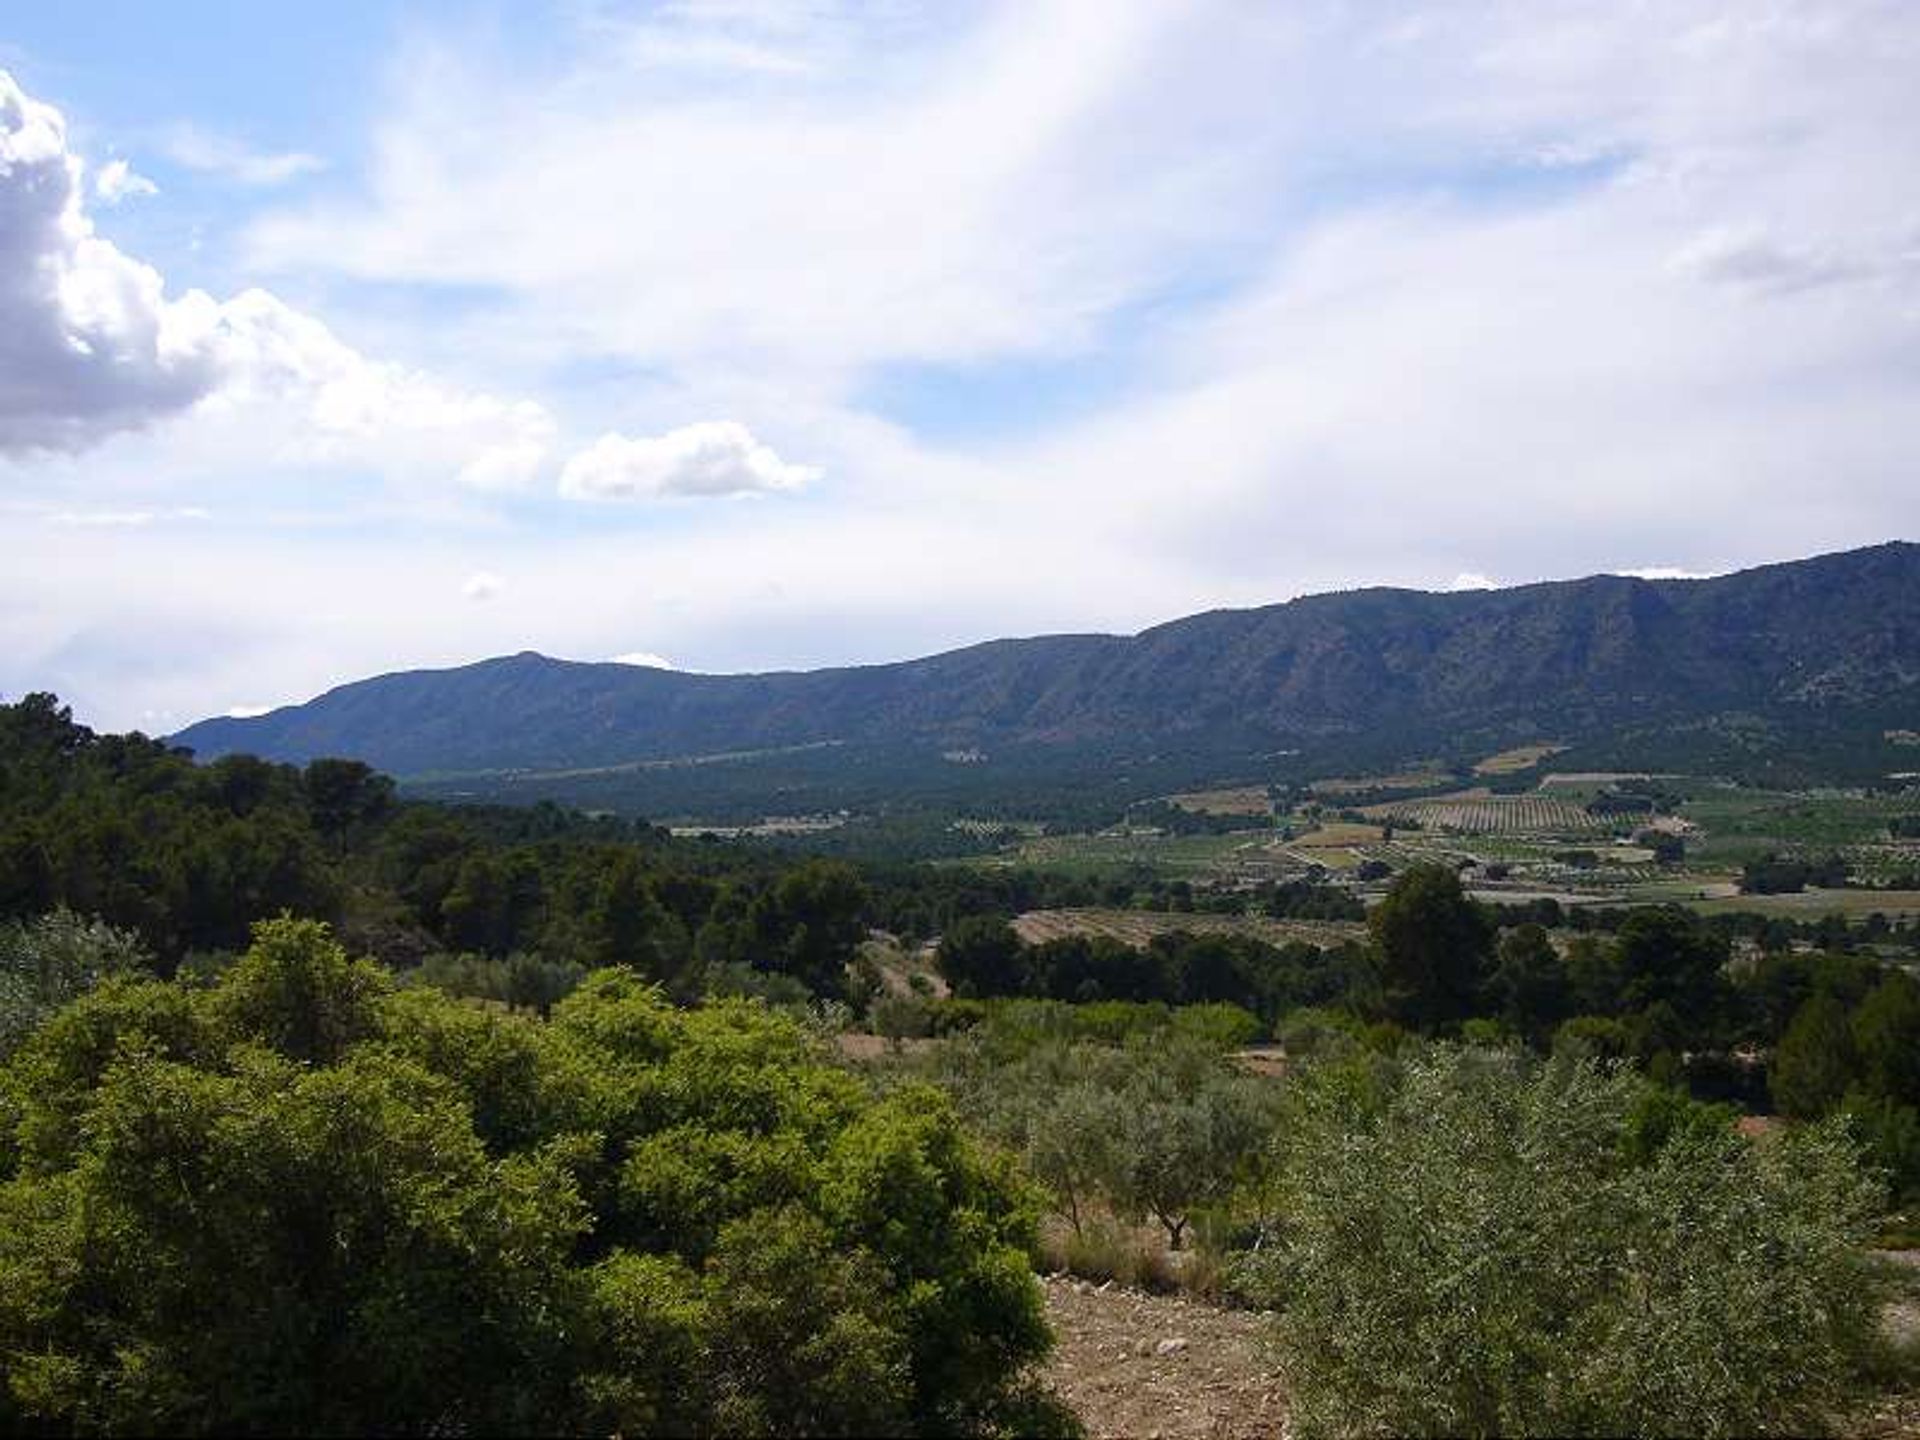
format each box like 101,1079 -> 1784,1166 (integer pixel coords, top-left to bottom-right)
173,542 -> 1920,783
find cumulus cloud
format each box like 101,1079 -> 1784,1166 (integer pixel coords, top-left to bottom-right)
1447,572 -> 1499,592
0,70 -> 552,484
609,651 -> 674,669
160,124 -> 324,186
461,570 -> 505,601
1,72 -> 230,451
559,421 -> 817,500
93,158 -> 157,204
224,703 -> 275,719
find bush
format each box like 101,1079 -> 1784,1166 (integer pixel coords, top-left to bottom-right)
0,909 -> 149,1058
0,918 -> 1053,1435
1250,1046 -> 1887,1438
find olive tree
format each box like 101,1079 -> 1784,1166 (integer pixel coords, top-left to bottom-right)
1252,1046 -> 1885,1438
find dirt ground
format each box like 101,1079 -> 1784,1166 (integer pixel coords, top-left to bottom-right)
1041,1269 -> 1920,1440
1040,1277 -> 1288,1440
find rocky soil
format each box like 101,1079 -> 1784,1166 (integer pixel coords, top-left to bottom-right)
1040,1276 -> 1288,1439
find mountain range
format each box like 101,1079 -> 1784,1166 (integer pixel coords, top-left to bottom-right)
173,542 -> 1920,814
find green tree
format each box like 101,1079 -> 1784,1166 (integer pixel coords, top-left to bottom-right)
1852,971 -> 1920,1106
301,757 -> 394,838
1772,994 -> 1861,1120
585,851 -> 688,983
1612,907 -> 1729,1040
764,859 -> 869,996
1106,1046 -> 1276,1250
937,913 -> 1026,998
1486,922 -> 1568,1043
1367,865 -> 1493,1031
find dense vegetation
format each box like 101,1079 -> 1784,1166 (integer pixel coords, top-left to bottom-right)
1252,1047 -> 1887,1438
4,690 -> 1918,1434
0,919 -> 1060,1435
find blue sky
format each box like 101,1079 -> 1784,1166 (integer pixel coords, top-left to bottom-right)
2,1 -> 1918,732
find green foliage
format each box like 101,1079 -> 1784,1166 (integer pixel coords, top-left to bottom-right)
1852,971 -> 1920,1106
1104,1050 -> 1277,1250
1485,923 -> 1567,1045
938,914 -> 1026,998
0,920 -> 1052,1435
1254,1046 -> 1886,1438
1368,865 -> 1494,1031
1773,994 -> 1862,1120
0,908 -> 149,1058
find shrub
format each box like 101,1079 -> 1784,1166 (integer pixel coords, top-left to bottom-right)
0,908 -> 149,1058
1251,1046 -> 1886,1438
0,919 -> 1053,1435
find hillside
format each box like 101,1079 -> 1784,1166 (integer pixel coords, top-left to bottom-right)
172,543 -> 1920,807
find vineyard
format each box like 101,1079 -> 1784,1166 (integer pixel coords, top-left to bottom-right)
1369,792 -> 1610,835
1012,907 -> 1365,950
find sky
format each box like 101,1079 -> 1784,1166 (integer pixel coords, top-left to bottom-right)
2,1 -> 1917,733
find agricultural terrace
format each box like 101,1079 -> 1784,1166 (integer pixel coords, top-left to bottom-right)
1012,907 -> 1365,950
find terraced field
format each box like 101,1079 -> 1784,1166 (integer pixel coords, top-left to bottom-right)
1012,908 -> 1365,950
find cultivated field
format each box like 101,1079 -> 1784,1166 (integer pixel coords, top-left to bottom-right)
1290,821 -> 1386,847
1166,786 -> 1273,816
1310,768 -> 1449,795
1367,791 -> 1610,835
1013,907 -> 1364,950
1688,887 -> 1920,921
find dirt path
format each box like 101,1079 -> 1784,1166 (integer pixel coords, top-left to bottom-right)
1040,1277 -> 1288,1439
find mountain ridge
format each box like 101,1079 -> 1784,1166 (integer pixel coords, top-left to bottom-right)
171,542 -> 1920,789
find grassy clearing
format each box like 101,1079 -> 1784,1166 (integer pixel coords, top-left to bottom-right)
1474,742 -> 1566,775
1293,821 -> 1386,847
1166,786 -> 1272,817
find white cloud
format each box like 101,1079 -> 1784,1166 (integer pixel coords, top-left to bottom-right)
609,651 -> 675,669
161,124 -> 324,186
1,71 -> 229,452
1667,226 -> 1873,295
224,703 -> 275,719
9,5 -> 1920,734
1447,572 -> 1499,592
1617,566 -> 1721,581
46,506 -> 209,527
559,421 -> 816,500
244,1 -> 1258,377
93,158 -> 158,204
0,70 -> 552,485
461,570 -> 505,601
